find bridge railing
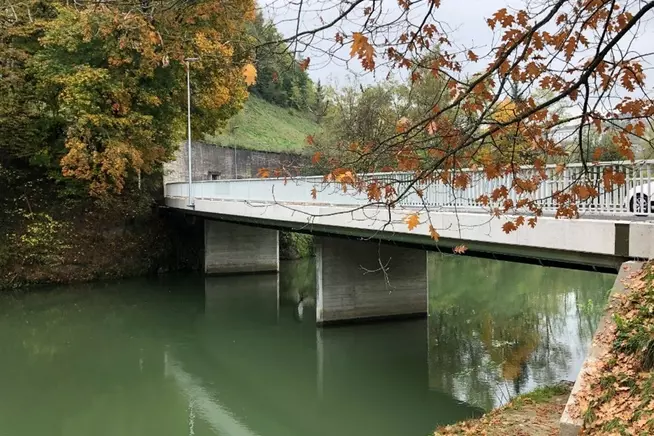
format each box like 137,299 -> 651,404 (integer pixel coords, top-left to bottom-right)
165,160 -> 654,216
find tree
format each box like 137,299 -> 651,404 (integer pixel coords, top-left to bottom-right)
311,80 -> 329,123
1,0 -> 257,196
249,12 -> 314,110
268,0 -> 654,232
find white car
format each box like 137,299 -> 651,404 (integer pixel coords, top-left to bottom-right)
626,182 -> 654,214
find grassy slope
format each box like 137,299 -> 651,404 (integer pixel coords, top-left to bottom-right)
205,95 -> 320,154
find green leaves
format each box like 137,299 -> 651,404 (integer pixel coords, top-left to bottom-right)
3,0 -> 256,196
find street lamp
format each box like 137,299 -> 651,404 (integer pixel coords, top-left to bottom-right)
185,57 -> 199,208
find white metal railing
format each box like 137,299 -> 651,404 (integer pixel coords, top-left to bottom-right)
165,160 -> 654,217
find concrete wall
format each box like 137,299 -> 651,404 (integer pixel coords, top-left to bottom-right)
316,237 -> 428,324
164,141 -> 308,184
204,220 -> 279,275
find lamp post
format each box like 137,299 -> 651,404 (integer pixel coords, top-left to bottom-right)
185,57 -> 199,207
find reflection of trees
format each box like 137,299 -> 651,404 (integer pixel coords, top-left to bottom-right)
279,259 -> 316,305
427,255 -> 614,410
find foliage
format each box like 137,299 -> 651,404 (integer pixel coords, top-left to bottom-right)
279,231 -> 314,260
267,0 -> 654,238
572,262 -> 654,435
310,70 -> 449,173
206,95 -> 320,153
1,0 -> 256,197
249,12 -> 315,111
10,211 -> 70,266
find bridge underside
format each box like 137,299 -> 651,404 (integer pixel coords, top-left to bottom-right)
174,206 -> 630,272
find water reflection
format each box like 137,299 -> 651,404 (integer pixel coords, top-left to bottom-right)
0,255 -> 613,436
427,254 -> 614,409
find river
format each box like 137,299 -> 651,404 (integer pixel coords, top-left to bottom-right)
0,254 -> 614,435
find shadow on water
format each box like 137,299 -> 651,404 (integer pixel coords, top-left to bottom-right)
0,255 -> 614,435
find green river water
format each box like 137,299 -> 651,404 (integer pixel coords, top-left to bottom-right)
0,254 -> 615,436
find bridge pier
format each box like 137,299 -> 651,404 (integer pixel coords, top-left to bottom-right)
204,220 -> 279,275
315,237 -> 428,325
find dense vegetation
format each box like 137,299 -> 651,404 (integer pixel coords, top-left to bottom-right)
0,1 -> 315,287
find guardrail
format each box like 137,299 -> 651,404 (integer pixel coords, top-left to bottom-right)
165,160 -> 654,216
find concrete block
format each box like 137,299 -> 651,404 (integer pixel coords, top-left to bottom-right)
316,237 -> 427,324
204,220 -> 279,274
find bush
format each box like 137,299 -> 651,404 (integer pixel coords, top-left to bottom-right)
12,212 -> 70,266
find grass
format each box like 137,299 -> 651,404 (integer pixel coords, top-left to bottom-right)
509,383 -> 572,409
205,95 -> 320,154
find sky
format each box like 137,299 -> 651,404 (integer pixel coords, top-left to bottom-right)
262,0 -> 505,85
261,0 -> 654,92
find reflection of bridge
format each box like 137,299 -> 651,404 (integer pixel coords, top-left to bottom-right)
163,276 -> 482,436
165,163 -> 654,324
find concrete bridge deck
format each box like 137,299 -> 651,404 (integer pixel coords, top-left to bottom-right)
164,166 -> 654,324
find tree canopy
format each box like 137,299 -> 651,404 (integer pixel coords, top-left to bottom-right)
268,0 -> 654,231
1,0 -> 257,196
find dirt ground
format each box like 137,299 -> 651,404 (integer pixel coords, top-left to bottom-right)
435,383 -> 572,436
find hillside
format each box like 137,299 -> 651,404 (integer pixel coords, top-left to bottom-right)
206,95 -> 320,154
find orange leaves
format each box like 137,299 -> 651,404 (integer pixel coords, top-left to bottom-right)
311,187 -> 317,199
257,167 -> 270,178
428,225 -> 440,241
350,32 -> 375,71
516,10 -> 529,26
396,117 -> 411,133
603,168 -> 626,190
306,135 -> 315,146
502,216 -> 527,234
453,245 -> 467,254
426,120 -> 438,136
311,151 -> 321,164
494,8 -> 515,27
367,182 -> 382,202
564,36 -> 577,62
467,50 -> 479,62
298,57 -> 310,71
242,63 -> 257,86
453,173 -> 470,190
524,62 -> 541,79
404,213 -> 420,231
572,183 -> 598,201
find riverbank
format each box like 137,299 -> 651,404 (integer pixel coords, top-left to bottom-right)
564,261 -> 654,435
434,383 -> 572,436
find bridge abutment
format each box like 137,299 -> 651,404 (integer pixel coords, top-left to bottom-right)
315,237 -> 428,325
204,220 -> 279,275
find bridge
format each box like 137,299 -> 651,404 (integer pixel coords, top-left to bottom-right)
164,160 -> 654,324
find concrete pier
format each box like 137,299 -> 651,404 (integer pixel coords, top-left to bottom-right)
315,237 -> 428,324
204,220 -> 279,275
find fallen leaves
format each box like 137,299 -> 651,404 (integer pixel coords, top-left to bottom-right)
435,383 -> 571,435
567,262 -> 654,435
